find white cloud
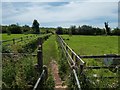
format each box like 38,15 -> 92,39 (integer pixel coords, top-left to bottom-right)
1,0 -> 120,2
2,2 -> 118,28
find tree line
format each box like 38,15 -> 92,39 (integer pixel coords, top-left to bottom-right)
56,25 -> 120,36
1,20 -> 54,35
1,19 -> 120,35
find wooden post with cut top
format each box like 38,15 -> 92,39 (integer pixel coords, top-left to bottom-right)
37,38 -> 43,74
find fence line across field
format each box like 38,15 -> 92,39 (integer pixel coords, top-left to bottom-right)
1,33 -> 52,45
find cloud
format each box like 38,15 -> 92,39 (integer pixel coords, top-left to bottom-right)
1,0 -> 120,2
2,1 -> 118,28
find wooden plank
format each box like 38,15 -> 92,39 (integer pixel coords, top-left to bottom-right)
79,55 -> 120,58
85,66 -> 117,69
87,76 -> 118,79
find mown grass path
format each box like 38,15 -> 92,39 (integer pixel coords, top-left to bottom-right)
43,35 -> 68,89
43,35 -> 59,65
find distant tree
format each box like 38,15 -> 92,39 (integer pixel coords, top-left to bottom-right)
22,25 -> 31,34
77,26 -> 81,35
70,25 -> 77,35
56,27 -> 63,34
2,26 -> 7,33
32,19 -> 40,34
81,25 -> 94,35
112,27 -> 120,35
104,22 -> 111,35
7,24 -> 22,34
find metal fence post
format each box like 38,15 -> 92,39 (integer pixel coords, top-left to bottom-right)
75,56 -> 79,66
66,46 -> 68,56
72,52 -> 74,60
43,65 -> 48,81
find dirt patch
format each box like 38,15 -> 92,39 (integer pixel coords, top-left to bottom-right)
50,60 -> 67,90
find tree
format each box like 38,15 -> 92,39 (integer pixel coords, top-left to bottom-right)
32,19 -> 40,34
70,25 -> 77,35
112,27 -> 120,35
56,27 -> 63,34
2,25 -> 7,33
104,22 -> 111,35
7,24 -> 22,34
22,25 -> 30,33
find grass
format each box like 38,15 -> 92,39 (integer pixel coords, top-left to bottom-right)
61,35 -> 119,55
61,35 -> 119,89
2,34 -> 34,40
43,35 -> 59,65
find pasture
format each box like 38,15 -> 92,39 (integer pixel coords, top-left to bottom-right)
61,35 -> 119,88
61,35 -> 119,55
2,34 -> 34,40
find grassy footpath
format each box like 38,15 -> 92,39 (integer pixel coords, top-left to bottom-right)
43,35 -> 59,65
61,35 -> 119,55
41,35 -> 59,89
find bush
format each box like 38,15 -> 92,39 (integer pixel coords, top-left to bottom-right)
18,39 -> 38,53
2,45 -> 12,53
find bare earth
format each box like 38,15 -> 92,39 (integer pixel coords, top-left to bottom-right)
50,60 -> 67,90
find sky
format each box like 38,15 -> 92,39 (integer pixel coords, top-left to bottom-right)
1,0 -> 119,28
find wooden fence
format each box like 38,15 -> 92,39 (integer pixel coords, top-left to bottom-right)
1,33 -> 52,46
2,34 -> 52,90
1,35 -> 37,45
57,35 -> 120,89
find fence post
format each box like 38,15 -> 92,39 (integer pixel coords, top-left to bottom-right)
43,65 -> 48,81
13,39 -> 15,44
37,38 -> 43,74
21,37 -> 23,41
80,65 -> 84,74
118,66 -> 120,88
75,56 -> 79,66
66,46 -> 68,56
72,52 -> 74,60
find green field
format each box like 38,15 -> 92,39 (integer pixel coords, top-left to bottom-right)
61,35 -> 119,55
2,34 -> 34,40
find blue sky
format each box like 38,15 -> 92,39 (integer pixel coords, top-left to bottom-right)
1,0 -> 119,28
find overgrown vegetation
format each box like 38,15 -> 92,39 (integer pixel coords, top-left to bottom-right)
2,55 -> 38,89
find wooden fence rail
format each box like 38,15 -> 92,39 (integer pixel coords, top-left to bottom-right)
79,54 -> 120,58
1,33 -> 52,47
1,35 -> 36,44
